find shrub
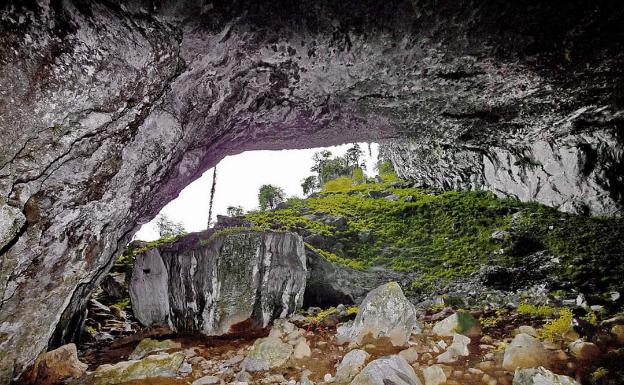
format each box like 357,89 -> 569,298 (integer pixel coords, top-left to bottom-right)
539,308 -> 574,341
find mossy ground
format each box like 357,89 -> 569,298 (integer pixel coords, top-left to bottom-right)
244,180 -> 624,296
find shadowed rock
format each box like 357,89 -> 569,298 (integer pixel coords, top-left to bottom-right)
130,230 -> 306,335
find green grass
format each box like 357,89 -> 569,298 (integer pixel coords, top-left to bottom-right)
242,180 -> 624,294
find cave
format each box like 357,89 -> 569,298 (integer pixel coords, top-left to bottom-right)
1,0 -> 624,384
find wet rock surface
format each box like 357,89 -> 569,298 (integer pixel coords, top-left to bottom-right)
130,230 -> 306,335
1,1 -> 624,381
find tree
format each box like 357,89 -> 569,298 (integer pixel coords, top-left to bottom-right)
226,205 -> 244,216
301,175 -> 319,196
320,157 -> 351,184
207,167 -> 217,228
155,214 -> 186,238
345,143 -> 365,169
258,184 -> 285,210
310,150 -> 333,185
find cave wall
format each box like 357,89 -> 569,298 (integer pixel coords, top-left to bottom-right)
0,0 -> 623,382
385,128 -> 624,215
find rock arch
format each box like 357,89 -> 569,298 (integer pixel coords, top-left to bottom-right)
1,0 -> 623,381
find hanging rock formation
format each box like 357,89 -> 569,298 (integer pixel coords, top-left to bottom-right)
1,0 -> 624,382
130,230 -> 306,335
386,131 -> 624,216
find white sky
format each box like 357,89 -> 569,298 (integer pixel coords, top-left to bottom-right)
135,142 -> 379,241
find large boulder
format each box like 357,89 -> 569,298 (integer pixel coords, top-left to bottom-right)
22,344 -> 87,385
503,333 -> 550,371
350,355 -> 422,385
92,352 -> 185,385
346,282 -> 420,346
512,367 -> 580,385
130,230 -> 306,335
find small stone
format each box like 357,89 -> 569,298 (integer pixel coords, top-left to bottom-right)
178,361 -> 193,375
611,324 -> 624,344
350,355 -> 422,385
335,349 -> 369,383
516,326 -> 538,338
502,334 -> 550,371
324,373 -> 334,382
293,339 -> 312,359
129,338 -> 182,360
513,367 -> 580,385
423,365 -> 446,385
476,361 -> 494,371
568,340 -> 601,361
241,337 -> 293,372
235,371 -> 253,382
398,347 -> 419,363
192,375 -> 222,385
225,354 -> 245,366
23,344 -> 87,385
432,312 -> 481,338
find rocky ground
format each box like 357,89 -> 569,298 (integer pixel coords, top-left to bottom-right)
24,282 -> 624,385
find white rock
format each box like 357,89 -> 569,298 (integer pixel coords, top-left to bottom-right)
192,375 -> 222,385
348,282 -> 420,347
502,334 -> 550,371
436,333 -> 470,363
293,339 -> 312,359
422,365 -> 446,385
241,337 -> 293,372
398,347 -> 419,363
350,355 -> 422,385
335,349 -> 369,383
513,366 -> 580,385
568,340 -> 601,361
432,312 -> 480,338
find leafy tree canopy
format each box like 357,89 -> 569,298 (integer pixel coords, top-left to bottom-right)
258,184 -> 286,210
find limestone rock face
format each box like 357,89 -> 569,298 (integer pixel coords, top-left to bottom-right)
512,367 -> 580,385
503,334 -> 550,371
347,282 -> 420,346
350,355 -> 422,385
1,1 -> 623,382
386,132 -> 624,216
130,230 -> 306,335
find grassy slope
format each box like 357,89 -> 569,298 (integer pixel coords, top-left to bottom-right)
244,180 -> 624,295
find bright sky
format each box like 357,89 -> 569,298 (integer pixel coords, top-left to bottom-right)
135,142 -> 380,241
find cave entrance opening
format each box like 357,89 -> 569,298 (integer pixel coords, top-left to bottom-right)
135,142 -> 381,241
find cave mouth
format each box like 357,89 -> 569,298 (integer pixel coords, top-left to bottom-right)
134,142 -> 381,241
3,1 -> 624,383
